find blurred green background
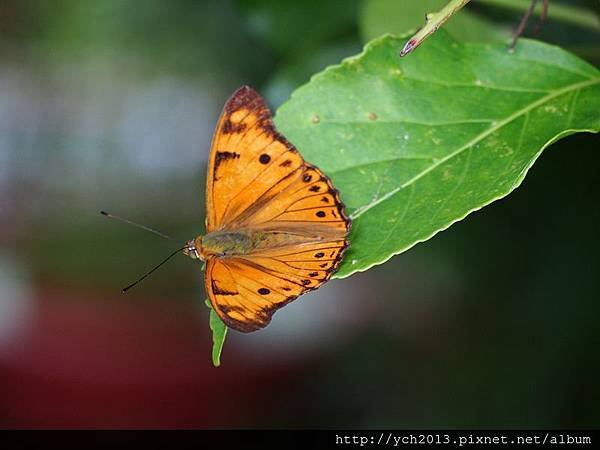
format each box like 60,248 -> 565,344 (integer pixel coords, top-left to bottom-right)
0,0 -> 598,428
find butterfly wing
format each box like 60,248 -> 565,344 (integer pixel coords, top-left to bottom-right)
206,257 -> 292,332
204,85 -> 350,332
206,85 -> 301,232
206,236 -> 347,332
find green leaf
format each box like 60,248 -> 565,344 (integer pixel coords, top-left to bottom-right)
205,299 -> 227,367
274,30 -> 600,279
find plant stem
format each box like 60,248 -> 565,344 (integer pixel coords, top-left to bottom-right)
400,0 -> 471,57
509,0 -> 538,52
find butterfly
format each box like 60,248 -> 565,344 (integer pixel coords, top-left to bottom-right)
183,86 -> 351,332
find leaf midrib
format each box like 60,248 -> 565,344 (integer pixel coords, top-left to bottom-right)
350,77 -> 599,220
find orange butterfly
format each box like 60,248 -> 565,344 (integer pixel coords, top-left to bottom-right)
182,86 -> 351,332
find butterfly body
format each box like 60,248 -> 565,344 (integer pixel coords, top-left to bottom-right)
188,226 -> 345,260
196,230 -> 255,258
193,86 -> 351,333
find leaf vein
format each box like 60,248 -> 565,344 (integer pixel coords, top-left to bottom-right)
350,78 -> 599,219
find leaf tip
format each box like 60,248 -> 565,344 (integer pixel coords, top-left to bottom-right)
205,298 -> 228,368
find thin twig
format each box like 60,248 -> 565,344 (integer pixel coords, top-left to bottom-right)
509,0 -> 538,52
400,0 -> 471,57
533,0 -> 549,36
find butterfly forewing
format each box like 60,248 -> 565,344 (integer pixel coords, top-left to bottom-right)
206,87 -> 303,232
204,86 -> 350,332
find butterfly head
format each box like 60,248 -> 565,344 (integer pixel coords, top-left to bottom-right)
183,237 -> 203,260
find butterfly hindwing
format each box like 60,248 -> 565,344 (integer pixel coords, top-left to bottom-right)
206,236 -> 347,332
206,257 -> 300,332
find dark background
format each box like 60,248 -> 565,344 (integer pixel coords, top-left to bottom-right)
0,0 -> 598,428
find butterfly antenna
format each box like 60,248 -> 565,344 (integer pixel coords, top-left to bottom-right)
121,246 -> 187,293
100,210 -> 177,242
